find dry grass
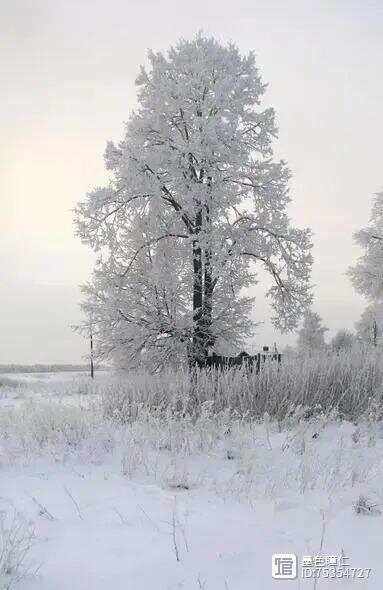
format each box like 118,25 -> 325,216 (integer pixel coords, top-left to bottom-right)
99,348 -> 383,424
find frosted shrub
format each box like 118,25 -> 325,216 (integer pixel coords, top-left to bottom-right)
354,494 -> 381,516
160,460 -> 203,491
121,442 -> 145,478
0,377 -> 22,391
0,378 -> 25,403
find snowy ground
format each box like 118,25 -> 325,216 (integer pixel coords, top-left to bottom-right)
0,372 -> 382,589
0,371 -> 101,409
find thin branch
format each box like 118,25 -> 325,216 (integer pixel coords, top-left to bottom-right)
64,486 -> 83,521
120,233 -> 189,277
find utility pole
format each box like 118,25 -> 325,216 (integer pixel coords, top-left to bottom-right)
90,329 -> 94,379
373,319 -> 378,348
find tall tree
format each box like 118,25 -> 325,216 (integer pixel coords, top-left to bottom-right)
75,35 -> 312,367
297,311 -> 328,353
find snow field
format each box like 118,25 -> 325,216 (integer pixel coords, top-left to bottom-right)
0,370 -> 382,588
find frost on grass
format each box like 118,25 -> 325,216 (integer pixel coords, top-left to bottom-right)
160,458 -> 204,491
0,402 -> 115,464
1,375 -> 383,506
0,512 -> 35,590
98,349 -> 383,424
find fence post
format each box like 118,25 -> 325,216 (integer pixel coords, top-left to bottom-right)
256,353 -> 261,374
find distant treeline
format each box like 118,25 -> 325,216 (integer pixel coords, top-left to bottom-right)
0,364 -> 105,374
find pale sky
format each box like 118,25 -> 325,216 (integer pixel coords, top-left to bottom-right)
1,0 -> 383,363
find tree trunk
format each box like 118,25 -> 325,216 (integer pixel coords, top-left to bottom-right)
373,319 -> 378,347
90,330 -> 94,379
202,197 -> 214,352
191,207 -> 205,367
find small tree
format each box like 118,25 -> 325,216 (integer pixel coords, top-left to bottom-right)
349,191 -> 383,349
348,191 -> 383,300
355,302 -> 383,346
330,329 -> 355,353
297,311 -> 328,353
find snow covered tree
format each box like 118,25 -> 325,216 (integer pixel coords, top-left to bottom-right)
330,329 -> 355,353
348,192 -> 383,300
355,302 -> 383,346
75,35 -> 313,367
297,311 -> 328,353
349,192 -> 383,349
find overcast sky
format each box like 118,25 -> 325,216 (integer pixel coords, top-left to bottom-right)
1,0 -> 382,363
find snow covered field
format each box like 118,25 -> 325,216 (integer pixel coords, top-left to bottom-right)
0,370 -> 382,589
